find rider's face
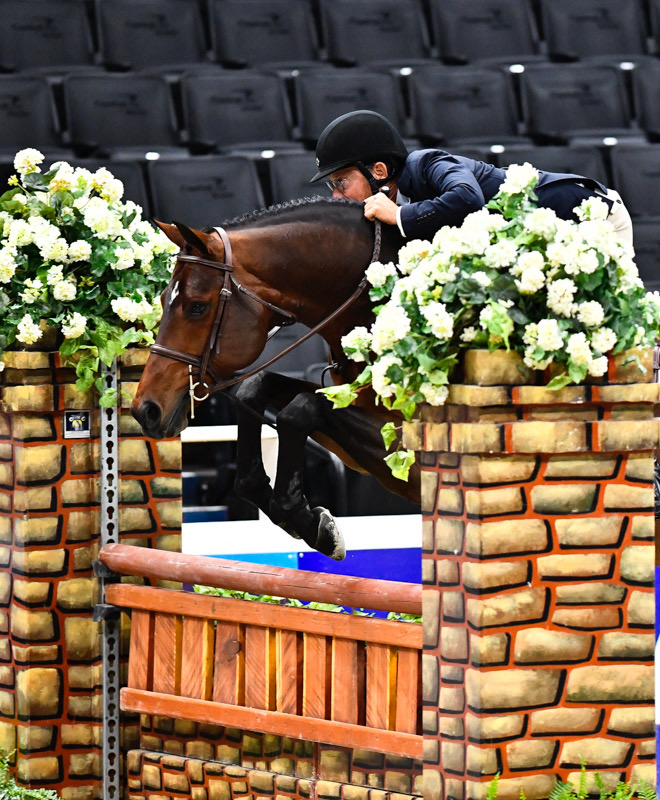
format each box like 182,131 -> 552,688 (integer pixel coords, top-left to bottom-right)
326,167 -> 372,201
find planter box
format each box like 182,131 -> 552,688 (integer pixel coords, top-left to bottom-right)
404,350 -> 656,800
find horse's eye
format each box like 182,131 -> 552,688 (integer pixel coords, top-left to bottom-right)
189,302 -> 208,317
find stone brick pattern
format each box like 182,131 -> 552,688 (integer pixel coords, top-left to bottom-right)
126,749 -> 421,800
136,717 -> 422,795
403,380 -> 658,800
0,349 -> 182,799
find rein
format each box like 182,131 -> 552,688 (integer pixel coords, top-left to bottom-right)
150,221 -> 383,419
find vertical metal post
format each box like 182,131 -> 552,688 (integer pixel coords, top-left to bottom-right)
98,359 -> 121,800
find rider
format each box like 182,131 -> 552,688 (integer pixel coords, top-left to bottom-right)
310,110 -> 634,245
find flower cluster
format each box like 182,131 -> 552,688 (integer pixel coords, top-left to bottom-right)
321,163 -> 660,479
0,149 -> 178,404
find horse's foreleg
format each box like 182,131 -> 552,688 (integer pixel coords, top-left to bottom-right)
233,373 -> 277,516
269,392 -> 346,561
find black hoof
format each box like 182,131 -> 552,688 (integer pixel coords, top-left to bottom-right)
312,507 -> 346,561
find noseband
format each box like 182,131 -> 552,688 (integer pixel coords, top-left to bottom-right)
150,222 -> 382,418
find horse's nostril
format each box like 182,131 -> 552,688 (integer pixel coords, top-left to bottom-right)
140,400 -> 162,429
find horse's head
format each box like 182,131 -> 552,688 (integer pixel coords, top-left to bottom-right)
132,222 -> 272,439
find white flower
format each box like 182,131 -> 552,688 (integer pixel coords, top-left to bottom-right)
566,332 -> 592,366
547,278 -> 577,317
114,247 -> 135,271
479,305 -> 493,329
461,326 -> 478,343
537,319 -> 564,351
7,219 -> 33,247
472,270 -> 491,288
576,300 -> 604,328
112,296 -> 141,323
523,207 -> 557,239
462,208 -> 507,233
513,250 -> 545,276
68,240 -> 92,262
48,162 -> 75,193
82,197 -> 123,239
591,326 -> 617,354
14,148 -> 44,176
46,265 -> 64,285
20,278 -> 43,304
52,281 -> 77,302
634,325 -> 646,345
575,196 -> 609,222
523,350 -> 553,370
499,162 -> 539,195
371,303 -> 411,353
61,312 -> 87,339
371,354 -> 403,399
15,313 -> 42,344
0,246 -> 17,283
420,382 -> 449,406
483,239 -> 518,269
93,167 -> 124,203
420,301 -> 454,340
516,264 -> 545,295
42,237 -> 69,263
398,240 -> 432,274
341,326 -> 372,362
588,355 -> 608,377
523,322 -> 538,346
365,261 -> 397,288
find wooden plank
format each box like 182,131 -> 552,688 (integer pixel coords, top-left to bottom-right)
395,648 -> 419,734
303,633 -> 326,719
366,643 -> 392,730
107,584 -> 422,649
152,614 -> 180,696
276,629 -> 298,714
180,618 -> 205,699
213,622 -> 244,705
127,610 -> 153,690
201,619 -> 215,701
244,625 -> 269,709
121,687 -> 423,760
331,638 -> 357,724
100,543 -> 422,614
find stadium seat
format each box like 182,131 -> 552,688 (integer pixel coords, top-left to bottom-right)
519,64 -> 634,142
498,144 -> 609,184
609,144 -> 660,217
430,0 -> 542,64
208,0 -> 320,68
632,60 -> 660,140
633,217 -> 660,289
268,152 -> 324,204
539,0 -> 647,60
651,0 -> 660,54
408,66 -> 523,145
0,0 -> 95,72
295,69 -> 407,143
319,0 -> 431,67
63,73 -> 181,155
147,155 -> 265,228
250,323 -> 330,381
180,71 -> 296,152
0,76 -> 62,153
96,0 -> 208,71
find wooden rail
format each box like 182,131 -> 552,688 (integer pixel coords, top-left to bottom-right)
103,547 -> 423,759
100,543 -> 422,615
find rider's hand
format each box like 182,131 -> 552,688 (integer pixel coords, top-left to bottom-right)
363,192 -> 398,226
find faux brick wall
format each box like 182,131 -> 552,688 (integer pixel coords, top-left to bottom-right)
404,379 -> 657,800
0,348 -> 182,799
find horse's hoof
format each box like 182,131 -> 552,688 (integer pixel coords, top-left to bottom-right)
313,507 -> 346,561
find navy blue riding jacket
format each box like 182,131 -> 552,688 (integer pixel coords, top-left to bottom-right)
397,149 -> 609,240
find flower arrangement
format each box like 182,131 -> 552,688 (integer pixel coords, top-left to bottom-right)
0,148 -> 177,405
321,164 -> 660,479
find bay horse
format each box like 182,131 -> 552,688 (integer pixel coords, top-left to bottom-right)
132,197 -> 421,560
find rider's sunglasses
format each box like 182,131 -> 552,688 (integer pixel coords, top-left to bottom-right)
325,176 -> 350,193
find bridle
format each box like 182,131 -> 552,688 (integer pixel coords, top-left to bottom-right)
150,222 -> 383,419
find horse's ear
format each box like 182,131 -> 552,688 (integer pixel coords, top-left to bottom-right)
173,221 -> 211,256
152,220 -> 184,247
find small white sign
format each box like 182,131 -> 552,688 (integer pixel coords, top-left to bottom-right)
63,410 -> 91,439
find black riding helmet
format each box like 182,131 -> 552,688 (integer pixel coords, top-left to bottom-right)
310,110 -> 408,192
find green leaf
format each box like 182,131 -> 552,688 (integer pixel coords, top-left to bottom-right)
317,383 -> 358,409
384,449 -> 416,481
380,421 -> 398,451
544,372 -> 573,391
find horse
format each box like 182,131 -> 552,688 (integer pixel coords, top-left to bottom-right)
131,197 -> 421,560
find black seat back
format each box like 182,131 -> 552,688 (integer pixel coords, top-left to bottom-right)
610,145 -> 660,217
498,145 -> 608,184
633,217 -> 660,289
0,76 -> 61,151
269,152 -> 324,204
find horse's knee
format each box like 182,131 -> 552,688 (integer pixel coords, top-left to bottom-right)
235,372 -> 269,406
276,392 -> 324,431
